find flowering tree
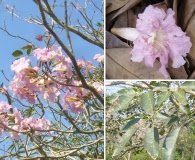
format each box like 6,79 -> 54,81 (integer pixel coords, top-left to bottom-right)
0,0 -> 104,159
106,81 -> 195,160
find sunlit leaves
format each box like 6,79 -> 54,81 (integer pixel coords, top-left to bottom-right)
156,112 -> 170,123
121,118 -> 140,131
152,84 -> 169,91
140,90 -> 154,114
113,127 -> 138,156
106,82 -> 193,160
167,116 -> 179,126
181,81 -> 195,91
156,91 -> 171,107
173,88 -> 188,105
108,88 -> 135,113
162,127 -> 181,160
178,105 -> 190,114
144,127 -> 159,159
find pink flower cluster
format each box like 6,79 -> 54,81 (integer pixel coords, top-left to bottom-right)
131,5 -> 192,78
9,45 -> 103,114
0,102 -> 51,140
9,46 -> 73,103
63,81 -> 89,114
63,80 -> 103,113
10,58 -> 38,104
0,102 -> 12,135
92,82 -> 104,94
94,54 -> 104,63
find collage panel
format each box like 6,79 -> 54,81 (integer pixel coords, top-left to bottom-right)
106,81 -> 195,160
0,0 -> 104,159
106,0 -> 194,79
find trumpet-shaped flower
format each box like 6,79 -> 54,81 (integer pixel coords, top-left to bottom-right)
11,57 -> 31,73
111,5 -> 192,78
131,5 -> 192,78
0,101 -> 12,113
94,54 -> 104,63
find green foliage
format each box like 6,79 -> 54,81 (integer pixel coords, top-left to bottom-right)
162,127 -> 181,160
113,127 -> 138,156
173,88 -> 188,105
181,81 -> 195,91
12,50 -> 23,57
121,118 -> 140,131
140,90 -> 154,114
108,88 -> 135,113
144,127 -> 159,159
106,81 -> 195,160
156,91 -> 171,107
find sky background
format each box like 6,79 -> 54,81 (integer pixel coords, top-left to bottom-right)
0,0 -> 103,155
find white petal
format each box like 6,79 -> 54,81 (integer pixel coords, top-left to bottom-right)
111,28 -> 139,41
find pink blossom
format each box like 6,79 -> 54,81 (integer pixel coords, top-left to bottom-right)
5,4 -> 9,9
63,90 -> 84,114
20,117 -> 51,133
35,34 -> 43,41
34,118 -> 51,131
76,4 -> 82,11
92,82 -> 104,94
13,108 -> 23,124
77,60 -> 94,71
0,115 -> 9,136
94,54 -> 104,63
131,5 -> 192,78
71,80 -> 89,98
11,57 -> 30,73
33,47 -> 49,62
0,101 -> 12,113
9,68 -> 37,104
37,77 -> 60,102
70,101 -> 84,114
77,59 -> 85,68
20,117 -> 36,130
10,126 -> 21,140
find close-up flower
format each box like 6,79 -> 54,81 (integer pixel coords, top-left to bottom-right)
111,5 -> 192,78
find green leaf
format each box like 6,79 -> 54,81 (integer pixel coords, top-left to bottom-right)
167,116 -> 179,126
159,129 -> 165,136
162,127 -> 181,160
181,81 -> 195,91
113,127 -> 138,156
121,118 -> 140,131
144,127 -> 159,159
21,45 -> 32,50
178,105 -> 190,114
153,84 -> 169,91
140,90 -> 154,114
108,93 -> 118,104
96,22 -> 102,27
109,89 -> 135,113
156,112 -> 170,123
12,50 -> 23,57
156,91 -> 171,107
27,48 -> 31,55
173,88 -> 187,105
